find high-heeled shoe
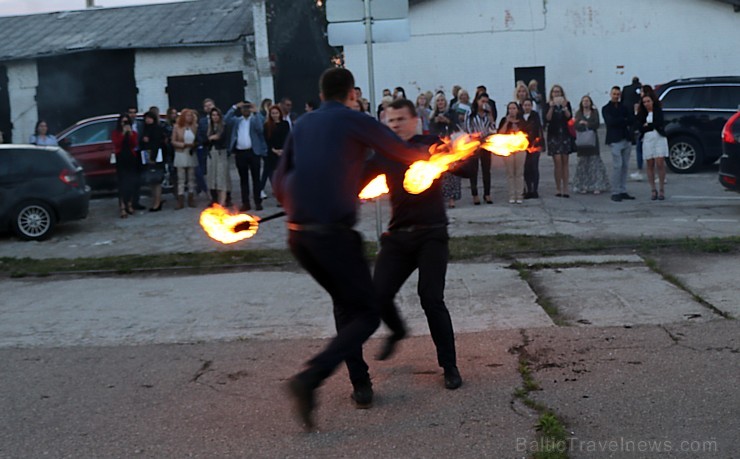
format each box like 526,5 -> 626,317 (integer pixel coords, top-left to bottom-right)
125,205 -> 134,215
473,196 -> 481,205
149,202 -> 164,212
120,209 -> 128,219
484,195 -> 493,204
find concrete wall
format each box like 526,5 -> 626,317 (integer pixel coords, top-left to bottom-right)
344,0 -> 740,110
135,43 -> 260,112
6,60 -> 39,144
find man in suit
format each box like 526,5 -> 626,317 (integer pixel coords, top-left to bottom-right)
224,101 -> 267,211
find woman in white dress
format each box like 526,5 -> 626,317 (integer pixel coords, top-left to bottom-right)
637,93 -> 669,200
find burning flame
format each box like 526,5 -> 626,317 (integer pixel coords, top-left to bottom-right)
359,174 -> 389,199
480,131 -> 529,157
403,132 -> 529,194
200,204 -> 258,244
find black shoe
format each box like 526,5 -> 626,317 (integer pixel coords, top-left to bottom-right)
239,204 -> 251,212
376,330 -> 406,361
287,377 -> 316,431
255,203 -> 264,211
611,194 -> 622,202
619,192 -> 636,200
132,204 -> 146,210
351,380 -> 373,409
443,366 -> 462,390
531,191 -> 539,199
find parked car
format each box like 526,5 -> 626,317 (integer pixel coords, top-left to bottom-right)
0,145 -> 91,240
56,114 -> 174,191
655,76 -> 740,173
718,109 -> 740,192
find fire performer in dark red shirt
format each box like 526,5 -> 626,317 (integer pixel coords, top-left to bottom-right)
364,99 -> 464,390
273,68 -> 425,430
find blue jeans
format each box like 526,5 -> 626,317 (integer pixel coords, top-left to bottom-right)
609,140 -> 631,195
195,146 -> 209,194
636,139 -> 644,170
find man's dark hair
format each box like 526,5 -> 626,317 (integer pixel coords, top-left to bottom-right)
127,105 -> 137,112
202,98 -> 215,106
320,68 -> 355,101
388,98 -> 417,117
611,86 -> 621,91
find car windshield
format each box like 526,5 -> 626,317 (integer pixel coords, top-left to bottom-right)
63,120 -> 116,145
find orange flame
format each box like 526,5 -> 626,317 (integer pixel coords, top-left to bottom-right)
199,204 -> 259,244
403,132 -> 529,194
359,174 -> 389,199
479,131 -> 530,157
403,133 -> 480,194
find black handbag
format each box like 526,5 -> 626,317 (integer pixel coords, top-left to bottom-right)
141,166 -> 164,185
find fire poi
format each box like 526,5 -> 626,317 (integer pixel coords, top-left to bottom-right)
200,131 -> 531,243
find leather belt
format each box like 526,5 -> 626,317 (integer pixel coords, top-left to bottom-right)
287,222 -> 351,233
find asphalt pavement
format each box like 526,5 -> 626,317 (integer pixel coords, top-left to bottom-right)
1,149 -> 739,458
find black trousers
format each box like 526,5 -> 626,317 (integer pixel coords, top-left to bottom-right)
234,149 -> 262,208
288,228 -> 380,388
373,227 -> 457,369
524,151 -> 541,193
260,152 -> 279,193
469,149 -> 491,197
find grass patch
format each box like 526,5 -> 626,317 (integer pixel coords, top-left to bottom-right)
1,234 -> 738,277
513,262 -> 569,326
513,333 -> 570,459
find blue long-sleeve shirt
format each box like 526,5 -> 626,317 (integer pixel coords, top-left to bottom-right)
273,101 -> 424,226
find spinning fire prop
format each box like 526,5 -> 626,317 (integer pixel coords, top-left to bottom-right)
200,131 -> 533,243
403,131 -> 530,194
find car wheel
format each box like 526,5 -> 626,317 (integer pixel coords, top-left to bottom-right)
12,201 -> 56,241
667,136 -> 703,173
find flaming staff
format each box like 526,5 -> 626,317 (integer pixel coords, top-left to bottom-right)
358,174 -> 389,200
199,204 -> 285,244
403,131 -> 530,194
200,174 -> 387,244
201,132 -> 531,243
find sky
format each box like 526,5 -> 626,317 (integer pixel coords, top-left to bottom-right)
0,0 -> 183,16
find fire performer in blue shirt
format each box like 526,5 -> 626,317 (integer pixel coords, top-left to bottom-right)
273,68 -> 425,431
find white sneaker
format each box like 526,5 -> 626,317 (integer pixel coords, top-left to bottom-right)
260,190 -> 268,199
630,172 -> 644,181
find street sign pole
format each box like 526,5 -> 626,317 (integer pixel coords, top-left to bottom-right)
362,0 -> 383,243
363,0 -> 376,119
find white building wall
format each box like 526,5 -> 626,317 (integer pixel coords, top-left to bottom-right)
6,60 -> 39,144
345,0 -> 739,110
135,43 -> 261,111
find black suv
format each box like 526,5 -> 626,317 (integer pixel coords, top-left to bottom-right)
655,76 -> 740,173
0,145 -> 91,240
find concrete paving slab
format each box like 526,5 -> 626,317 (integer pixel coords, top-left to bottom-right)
0,263 -> 552,349
517,254 -> 644,266
652,253 -> 740,320
0,331 -> 537,459
530,265 -> 715,327
524,321 -> 740,459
